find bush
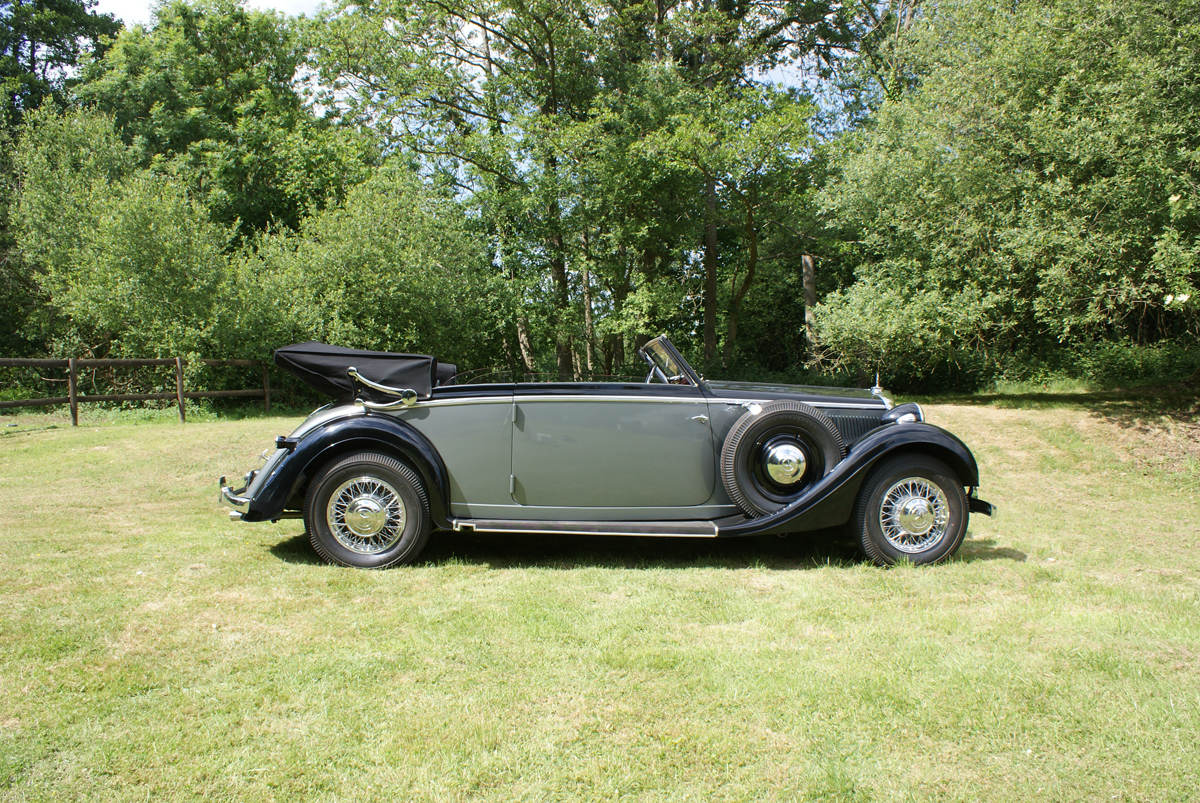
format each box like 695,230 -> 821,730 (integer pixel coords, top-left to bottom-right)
1071,341 -> 1200,386
812,281 -> 998,391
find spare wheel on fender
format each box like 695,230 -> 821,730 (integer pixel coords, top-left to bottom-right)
720,401 -> 846,517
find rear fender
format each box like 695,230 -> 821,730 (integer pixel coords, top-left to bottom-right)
243,413 -> 452,528
718,422 -> 980,537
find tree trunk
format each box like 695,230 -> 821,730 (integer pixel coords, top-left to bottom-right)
703,178 -> 718,365
570,335 -> 582,380
722,202 -> 758,367
655,0 -> 665,60
581,231 -> 596,373
544,150 -> 572,380
551,247 -> 573,381
516,316 -> 536,375
802,252 -> 819,361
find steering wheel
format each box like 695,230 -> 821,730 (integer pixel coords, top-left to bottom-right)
644,365 -> 669,384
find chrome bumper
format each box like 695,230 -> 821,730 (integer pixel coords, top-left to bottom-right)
968,495 -> 996,518
219,471 -> 256,520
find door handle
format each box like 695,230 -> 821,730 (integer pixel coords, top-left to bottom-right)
691,415 -> 709,423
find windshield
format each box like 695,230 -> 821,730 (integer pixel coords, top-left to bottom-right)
639,337 -> 701,386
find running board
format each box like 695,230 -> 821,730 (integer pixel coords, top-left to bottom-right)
450,518 -> 719,537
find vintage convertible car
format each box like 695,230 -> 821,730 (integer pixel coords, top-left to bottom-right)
220,336 -> 993,568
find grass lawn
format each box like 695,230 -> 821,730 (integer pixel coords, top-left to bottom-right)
0,395 -> 1197,802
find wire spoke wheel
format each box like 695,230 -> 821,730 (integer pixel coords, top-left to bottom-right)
325,476 -> 407,554
303,450 -> 433,569
854,455 -> 968,566
878,477 -> 950,553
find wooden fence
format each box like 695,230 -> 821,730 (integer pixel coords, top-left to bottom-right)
0,358 -> 270,425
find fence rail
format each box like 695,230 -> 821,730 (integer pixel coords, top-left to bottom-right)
0,357 -> 270,424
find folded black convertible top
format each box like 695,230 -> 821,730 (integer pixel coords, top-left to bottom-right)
274,342 -> 454,403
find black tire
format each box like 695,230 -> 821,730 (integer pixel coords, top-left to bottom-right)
303,452 -> 432,569
720,401 -> 846,517
853,455 -> 968,567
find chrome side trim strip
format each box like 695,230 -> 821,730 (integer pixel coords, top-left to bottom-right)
406,397 -> 515,408
397,394 -> 884,410
513,395 -> 708,404
451,519 -> 719,537
406,394 -> 706,408
716,399 -> 886,410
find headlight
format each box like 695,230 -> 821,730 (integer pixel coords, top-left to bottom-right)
882,402 -> 924,425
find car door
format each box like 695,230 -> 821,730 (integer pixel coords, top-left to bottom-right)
510,383 -> 715,508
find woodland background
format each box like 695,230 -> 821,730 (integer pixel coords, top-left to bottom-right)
1,0 -> 1198,395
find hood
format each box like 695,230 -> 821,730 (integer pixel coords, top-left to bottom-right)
705,379 -> 888,408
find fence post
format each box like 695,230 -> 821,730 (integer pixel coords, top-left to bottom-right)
175,357 -> 186,423
263,365 -> 271,413
68,358 -> 78,427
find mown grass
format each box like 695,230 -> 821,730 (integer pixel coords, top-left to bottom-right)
0,397 -> 1198,802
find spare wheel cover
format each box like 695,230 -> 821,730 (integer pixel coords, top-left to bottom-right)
720,401 -> 846,517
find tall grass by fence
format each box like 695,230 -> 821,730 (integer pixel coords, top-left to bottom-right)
0,358 -> 270,424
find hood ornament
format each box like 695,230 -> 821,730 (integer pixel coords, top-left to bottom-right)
869,373 -> 894,410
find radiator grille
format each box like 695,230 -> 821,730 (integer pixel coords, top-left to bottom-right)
828,412 -> 884,446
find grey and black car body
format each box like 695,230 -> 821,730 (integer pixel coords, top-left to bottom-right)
220,337 -> 994,568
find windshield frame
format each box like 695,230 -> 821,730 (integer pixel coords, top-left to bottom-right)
638,336 -> 706,389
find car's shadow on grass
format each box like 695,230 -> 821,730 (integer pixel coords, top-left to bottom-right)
420,529 -> 868,570
269,528 -> 863,570
956,537 -> 1026,563
271,529 -> 1025,570
932,382 -> 1199,428
269,533 -> 324,565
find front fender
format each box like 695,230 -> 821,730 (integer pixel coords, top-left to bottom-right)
242,412 -> 452,528
718,422 -> 980,537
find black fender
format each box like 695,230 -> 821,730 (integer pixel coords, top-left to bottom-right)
242,413 -> 452,528
717,422 -> 980,537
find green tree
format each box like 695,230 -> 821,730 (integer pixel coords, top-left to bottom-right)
653,85 -> 815,366
240,164 -> 504,368
0,122 -> 44,355
819,0 -> 1200,386
14,107 -> 235,357
74,0 -> 376,237
0,0 -> 119,125
311,0 -> 856,375
0,0 -> 119,355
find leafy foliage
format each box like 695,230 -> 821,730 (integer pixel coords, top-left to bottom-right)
74,0 -> 377,237
238,165 -> 505,368
3,0 -> 1198,392
309,0 -> 857,375
14,108 -> 233,357
0,0 -> 119,126
818,0 -> 1200,386
14,107 -> 493,367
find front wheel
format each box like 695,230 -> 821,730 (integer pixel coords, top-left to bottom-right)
853,455 -> 968,566
304,452 -> 431,568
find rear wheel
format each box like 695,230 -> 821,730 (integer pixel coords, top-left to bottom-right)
854,455 -> 967,566
304,452 -> 431,568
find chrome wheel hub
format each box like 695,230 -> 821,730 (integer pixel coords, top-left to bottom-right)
897,497 -> 934,535
764,442 -> 807,486
879,477 -> 950,553
344,498 -> 387,536
327,477 -> 406,554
